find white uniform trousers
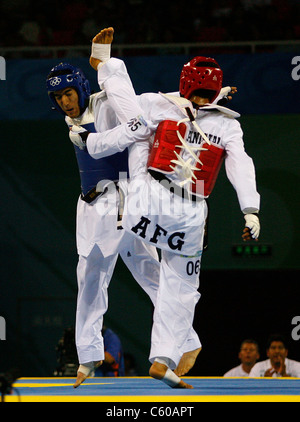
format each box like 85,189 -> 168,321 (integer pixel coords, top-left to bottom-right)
149,250 -> 202,369
75,234 -> 160,364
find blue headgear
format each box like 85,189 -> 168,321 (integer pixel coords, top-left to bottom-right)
46,63 -> 91,115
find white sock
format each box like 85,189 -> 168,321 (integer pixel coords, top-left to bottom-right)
78,361 -> 94,376
162,368 -> 181,387
154,358 -> 181,387
91,43 -> 111,62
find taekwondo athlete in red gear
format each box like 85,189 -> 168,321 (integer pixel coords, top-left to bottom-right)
46,60 -> 162,388
70,27 -> 223,382
70,30 -> 260,388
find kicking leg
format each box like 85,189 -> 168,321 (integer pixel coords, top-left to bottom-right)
90,27 -> 114,70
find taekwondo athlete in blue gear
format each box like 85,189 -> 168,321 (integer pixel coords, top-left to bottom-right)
47,63 -> 128,200
46,63 -> 160,388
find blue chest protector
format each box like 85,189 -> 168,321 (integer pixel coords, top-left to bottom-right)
72,122 -> 128,196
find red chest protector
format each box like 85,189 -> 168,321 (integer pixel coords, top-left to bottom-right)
147,119 -> 225,197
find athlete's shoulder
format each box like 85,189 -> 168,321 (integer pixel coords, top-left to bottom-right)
137,91 -> 167,112
65,115 -> 73,127
138,91 -> 161,103
89,91 -> 107,106
202,104 -> 240,119
87,91 -> 107,114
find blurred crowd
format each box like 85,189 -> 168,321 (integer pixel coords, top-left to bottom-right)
1,0 -> 299,54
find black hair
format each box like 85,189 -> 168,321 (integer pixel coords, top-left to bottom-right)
266,333 -> 288,349
240,339 -> 259,352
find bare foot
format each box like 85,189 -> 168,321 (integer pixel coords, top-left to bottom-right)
73,370 -> 88,388
149,361 -> 193,389
73,360 -> 103,388
174,347 -> 202,376
90,27 -> 114,70
173,379 -> 194,389
92,27 -> 114,44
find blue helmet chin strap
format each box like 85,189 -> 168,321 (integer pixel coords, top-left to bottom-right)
46,63 -> 91,115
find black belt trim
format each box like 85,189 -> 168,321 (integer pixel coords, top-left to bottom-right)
80,182 -> 124,229
148,169 -> 200,202
81,186 -> 108,203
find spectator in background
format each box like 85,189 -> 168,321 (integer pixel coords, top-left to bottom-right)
19,12 -> 52,48
124,352 -> 138,376
249,334 -> 300,378
1,0 -> 299,55
94,326 -> 125,377
224,339 -> 260,377
54,325 -> 125,377
54,326 -> 78,377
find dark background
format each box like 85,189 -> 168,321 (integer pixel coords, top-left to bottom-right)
0,0 -> 299,377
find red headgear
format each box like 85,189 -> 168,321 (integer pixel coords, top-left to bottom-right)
179,56 -> 223,103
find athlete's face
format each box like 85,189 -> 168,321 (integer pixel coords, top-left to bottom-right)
266,341 -> 288,368
53,87 -> 80,118
189,95 -> 210,107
